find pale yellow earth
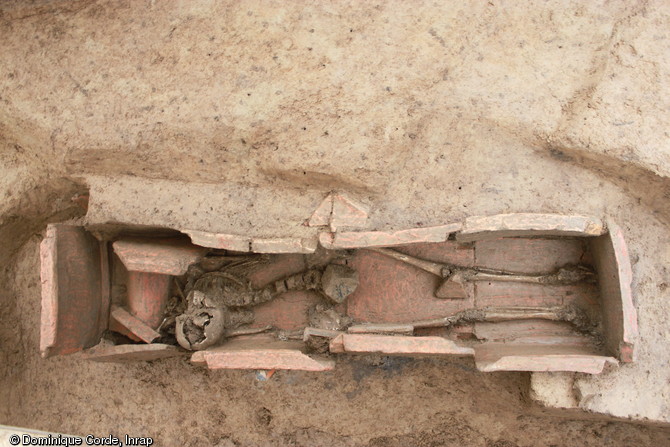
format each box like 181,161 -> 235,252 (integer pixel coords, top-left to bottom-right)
1,1 -> 670,446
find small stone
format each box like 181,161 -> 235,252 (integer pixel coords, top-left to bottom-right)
321,264 -> 359,303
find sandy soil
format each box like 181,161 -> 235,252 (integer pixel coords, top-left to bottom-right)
1,0 -> 670,445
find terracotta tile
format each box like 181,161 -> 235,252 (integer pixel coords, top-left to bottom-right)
251,291 -> 322,331
251,237 -> 317,253
328,223 -> 461,248
126,271 -> 171,329
40,225 -> 105,358
183,229 -> 251,252
109,306 -> 160,343
81,343 -> 182,362
193,337 -> 334,371
475,342 -> 616,374
474,237 -> 586,275
590,220 -> 638,362
330,193 -> 368,230
113,237 -> 207,275
457,213 -> 605,242
346,249 -> 474,323
474,282 -> 596,308
330,334 -> 474,356
307,194 -> 332,227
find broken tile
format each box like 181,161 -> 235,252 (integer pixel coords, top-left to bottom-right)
327,223 -> 462,248
474,342 -> 617,374
307,194 -> 333,227
330,193 -> 368,230
113,237 -> 207,275
192,337 -> 335,371
81,343 -> 182,362
457,213 -> 606,243
302,327 -> 344,341
109,305 -> 160,343
126,271 -> 171,329
251,237 -> 318,253
200,349 -> 334,371
183,229 -> 251,252
329,334 -> 474,356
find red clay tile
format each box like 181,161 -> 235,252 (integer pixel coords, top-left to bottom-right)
113,237 -> 207,275
192,337 -> 334,371
330,193 -> 368,230
126,271 -> 171,329
251,291 -> 322,331
40,224 -> 106,358
308,194 -> 333,227
590,220 -> 638,362
474,282 -> 595,308
329,334 -> 474,356
474,342 -> 617,374
109,305 -> 160,343
327,223 -> 461,249
81,343 -> 182,362
346,249 -> 474,323
184,229 -> 251,252
251,237 -> 317,253
474,237 -> 585,275
457,213 -> 605,242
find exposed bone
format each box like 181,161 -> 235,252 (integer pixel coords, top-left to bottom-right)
368,247 -> 447,277
368,248 -> 596,299
176,305 -> 226,351
456,265 -> 595,285
176,255 -> 360,350
224,325 -> 273,338
308,304 -> 353,331
403,305 -> 597,335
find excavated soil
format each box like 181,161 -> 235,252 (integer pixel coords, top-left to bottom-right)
2,1 -> 670,445
1,230 -> 668,446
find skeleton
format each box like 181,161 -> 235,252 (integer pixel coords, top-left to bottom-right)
172,246 -> 598,351
174,254 -> 359,351
368,247 -> 596,298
